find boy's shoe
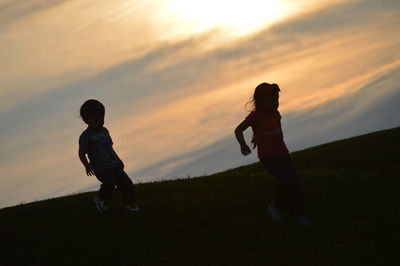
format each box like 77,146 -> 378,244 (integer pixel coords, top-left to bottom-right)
293,216 -> 312,228
94,196 -> 109,213
124,203 -> 140,212
267,202 -> 286,223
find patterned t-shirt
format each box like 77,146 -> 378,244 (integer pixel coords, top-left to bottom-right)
79,127 -> 122,170
245,110 -> 289,158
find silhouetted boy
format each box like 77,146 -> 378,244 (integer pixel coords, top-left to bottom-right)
78,99 -> 139,212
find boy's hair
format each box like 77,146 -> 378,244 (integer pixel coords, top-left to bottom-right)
80,99 -> 105,124
246,82 -> 280,112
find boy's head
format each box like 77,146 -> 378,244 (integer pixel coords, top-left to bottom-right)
80,99 -> 105,128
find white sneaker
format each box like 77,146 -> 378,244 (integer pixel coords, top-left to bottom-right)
293,216 -> 312,228
267,203 -> 286,223
124,203 -> 140,212
94,196 -> 109,213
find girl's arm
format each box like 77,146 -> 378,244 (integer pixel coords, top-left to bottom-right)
234,119 -> 252,156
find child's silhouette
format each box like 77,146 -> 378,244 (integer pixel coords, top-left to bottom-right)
235,83 -> 311,227
78,99 -> 139,213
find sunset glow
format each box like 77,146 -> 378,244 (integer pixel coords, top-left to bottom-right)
166,0 -> 291,36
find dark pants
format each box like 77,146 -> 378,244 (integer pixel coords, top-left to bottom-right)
94,167 -> 136,205
260,154 -> 304,216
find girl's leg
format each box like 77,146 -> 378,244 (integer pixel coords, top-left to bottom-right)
282,155 -> 304,216
260,156 -> 291,212
114,168 -> 136,205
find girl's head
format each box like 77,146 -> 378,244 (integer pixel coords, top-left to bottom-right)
247,83 -> 281,112
80,99 -> 105,129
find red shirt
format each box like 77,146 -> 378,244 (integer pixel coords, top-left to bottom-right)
245,110 -> 289,158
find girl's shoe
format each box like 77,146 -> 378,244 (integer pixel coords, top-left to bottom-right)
94,196 -> 109,213
267,203 -> 286,223
293,216 -> 312,227
124,203 -> 140,212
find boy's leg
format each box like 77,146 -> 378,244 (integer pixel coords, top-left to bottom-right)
94,168 -> 117,203
114,167 -> 136,205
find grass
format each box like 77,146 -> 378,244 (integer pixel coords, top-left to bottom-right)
1,127 -> 399,266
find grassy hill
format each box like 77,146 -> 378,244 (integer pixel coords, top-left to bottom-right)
1,127 -> 399,266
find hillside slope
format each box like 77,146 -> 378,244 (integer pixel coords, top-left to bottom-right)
1,127 -> 399,266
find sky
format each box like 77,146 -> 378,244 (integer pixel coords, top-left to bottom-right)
0,0 -> 399,208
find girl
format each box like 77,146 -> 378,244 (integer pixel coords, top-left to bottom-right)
234,83 -> 311,227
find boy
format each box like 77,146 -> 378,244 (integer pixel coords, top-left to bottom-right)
78,99 -> 139,213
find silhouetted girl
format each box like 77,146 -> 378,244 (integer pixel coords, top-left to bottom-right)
234,83 -> 311,227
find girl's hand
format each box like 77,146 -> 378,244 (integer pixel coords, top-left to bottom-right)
85,165 -> 95,176
241,145 -> 251,156
251,136 -> 257,149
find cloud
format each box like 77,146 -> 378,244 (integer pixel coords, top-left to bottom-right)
1,0 -> 399,208
283,66 -> 400,150
0,0 -> 67,29
139,65 -> 400,181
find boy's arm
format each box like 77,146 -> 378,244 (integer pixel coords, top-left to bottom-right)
115,153 -> 124,170
105,128 -> 124,169
79,153 -> 94,176
234,119 -> 251,156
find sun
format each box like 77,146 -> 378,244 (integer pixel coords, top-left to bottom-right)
165,0 -> 292,36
